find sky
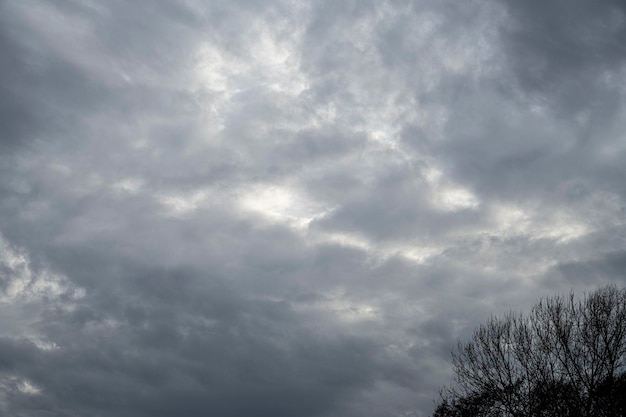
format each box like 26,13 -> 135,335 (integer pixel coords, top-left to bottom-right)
1,0 -> 626,416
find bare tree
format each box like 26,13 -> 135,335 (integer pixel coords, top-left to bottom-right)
434,285 -> 626,417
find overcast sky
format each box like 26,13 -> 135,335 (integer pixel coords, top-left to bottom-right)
1,0 -> 626,416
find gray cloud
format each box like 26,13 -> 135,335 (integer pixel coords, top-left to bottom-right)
501,0 -> 626,111
1,0 -> 626,416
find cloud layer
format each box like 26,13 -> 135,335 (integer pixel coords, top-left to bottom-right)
1,0 -> 626,416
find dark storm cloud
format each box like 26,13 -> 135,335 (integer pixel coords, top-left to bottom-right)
546,247 -> 626,288
0,2 -> 100,153
500,0 -> 626,114
0,237 -> 415,417
0,267 -> 387,417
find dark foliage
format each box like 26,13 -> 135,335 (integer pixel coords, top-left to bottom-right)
434,285 -> 626,417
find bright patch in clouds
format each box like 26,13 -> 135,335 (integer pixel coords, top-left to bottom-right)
193,16 -> 308,99
158,190 -> 209,217
491,204 -> 589,242
316,231 -> 373,252
239,183 -> 327,227
17,379 -> 41,395
424,165 -> 480,211
0,235 -> 80,304
112,177 -> 144,194
434,186 -> 480,211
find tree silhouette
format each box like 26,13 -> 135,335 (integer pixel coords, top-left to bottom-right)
433,285 -> 626,417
